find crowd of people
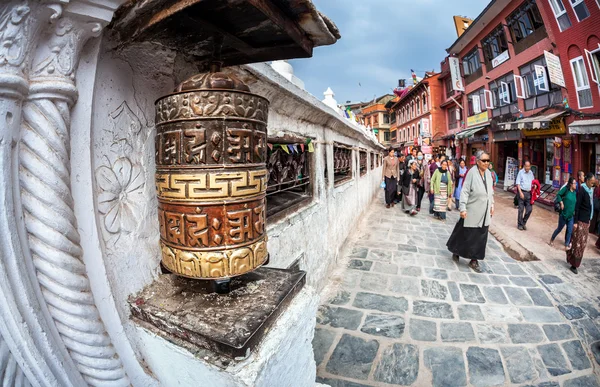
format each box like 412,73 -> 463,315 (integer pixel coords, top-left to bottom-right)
382,147 -> 600,275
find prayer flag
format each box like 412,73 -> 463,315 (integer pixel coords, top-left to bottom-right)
281,144 -> 289,154
288,144 -> 295,153
300,144 -> 305,152
308,142 -> 314,153
267,143 -> 273,150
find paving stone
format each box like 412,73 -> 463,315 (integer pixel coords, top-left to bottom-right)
468,273 -> 491,285
326,334 -> 379,380
489,275 -> 510,285
360,313 -> 405,339
591,341 -> 600,365
409,318 -> 436,341
504,286 -> 533,306
414,254 -> 435,267
563,375 -> 600,387
521,307 -> 564,323
421,279 -> 448,300
499,255 -> 515,263
475,262 -> 494,274
368,249 -> 393,262
460,284 -> 486,303
466,347 -> 505,387
528,288 -> 553,307
313,328 -> 336,366
482,286 -> 508,305
372,261 -> 398,275
441,322 -> 475,342
388,276 -> 420,297
353,292 -> 408,313
521,383 -> 560,387
435,257 -> 458,271
423,347 -> 467,387
449,272 -> 469,282
578,301 -> 600,319
562,340 -> 591,370
477,324 -> 508,344
501,346 -> 537,384
317,306 -> 363,330
537,343 -> 571,376
543,324 -> 575,341
509,276 -> 539,287
487,263 -> 510,275
373,343 -> 419,385
508,324 -> 545,343
413,300 -> 454,319
398,244 -> 418,253
424,268 -> 448,280
418,247 -> 438,256
400,265 -> 422,277
558,305 -> 586,320
316,377 -> 372,387
342,271 -> 361,288
393,251 -> 416,265
349,260 -> 372,271
483,305 -> 522,322
448,281 -> 460,302
539,274 -> 563,284
458,305 -> 484,321
359,273 -> 389,291
329,290 -> 352,305
505,263 -> 527,276
572,318 -> 600,344
348,247 -> 368,259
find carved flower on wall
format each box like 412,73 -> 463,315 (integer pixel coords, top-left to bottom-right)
96,158 -> 145,234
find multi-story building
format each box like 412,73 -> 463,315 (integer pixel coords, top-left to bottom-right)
535,0 -> 600,177
390,72 -> 446,155
446,0 -> 573,205
360,94 -> 395,146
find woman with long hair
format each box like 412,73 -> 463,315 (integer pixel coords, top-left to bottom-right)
550,177 -> 577,250
447,150 -> 495,273
401,159 -> 419,216
454,159 -> 467,209
430,160 -> 453,221
567,172 -> 597,274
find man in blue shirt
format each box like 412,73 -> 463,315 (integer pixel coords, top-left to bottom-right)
516,161 -> 535,230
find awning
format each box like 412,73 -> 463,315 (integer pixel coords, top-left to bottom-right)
569,119 -> 600,134
456,125 -> 488,139
498,111 -> 566,131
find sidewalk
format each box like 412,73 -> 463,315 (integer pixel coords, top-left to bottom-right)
491,189 -> 600,262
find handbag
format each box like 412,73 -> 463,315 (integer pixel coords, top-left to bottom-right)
380,181 -> 386,189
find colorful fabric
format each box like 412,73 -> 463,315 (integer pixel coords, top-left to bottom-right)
431,169 -> 454,196
567,221 -> 590,268
434,182 -> 449,213
402,182 -> 417,212
454,166 -> 467,202
556,185 -> 577,220
531,179 -> 541,204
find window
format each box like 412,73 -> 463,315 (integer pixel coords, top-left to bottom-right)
383,113 -> 390,124
569,0 -> 590,21
481,25 -> 509,69
467,88 -> 486,116
489,73 -> 519,117
267,141 -> 311,218
333,144 -> 353,186
586,47 -> 600,90
570,56 -> 593,108
370,152 -> 375,170
359,151 -> 367,176
462,47 -> 483,83
423,94 -> 428,112
417,98 -> 421,115
448,107 -> 462,129
507,0 -> 546,54
519,56 -> 563,110
412,125 -> 416,139
548,0 -> 572,31
445,76 -> 453,98
384,130 -> 391,142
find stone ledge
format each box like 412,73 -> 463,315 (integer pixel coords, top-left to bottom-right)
489,224 -> 538,262
130,268 -> 306,360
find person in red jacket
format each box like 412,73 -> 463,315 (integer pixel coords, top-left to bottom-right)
531,179 -> 541,204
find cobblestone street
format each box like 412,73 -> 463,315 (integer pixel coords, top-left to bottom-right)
314,196 -> 600,387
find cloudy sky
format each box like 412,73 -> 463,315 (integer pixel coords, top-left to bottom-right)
291,0 -> 486,104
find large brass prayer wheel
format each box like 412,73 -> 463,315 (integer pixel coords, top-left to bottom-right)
155,71 -> 269,279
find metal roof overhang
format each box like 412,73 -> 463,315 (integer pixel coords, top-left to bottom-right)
498,111 -> 567,131
569,119 -> 600,134
456,124 -> 488,139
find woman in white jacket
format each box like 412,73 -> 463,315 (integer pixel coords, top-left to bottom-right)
446,150 -> 495,273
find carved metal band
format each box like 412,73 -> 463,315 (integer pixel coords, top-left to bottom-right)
155,90 -> 269,126
160,237 -> 268,279
155,121 -> 267,167
158,198 -> 265,250
155,169 -> 268,201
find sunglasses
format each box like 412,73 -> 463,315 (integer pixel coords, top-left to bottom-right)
479,159 -> 491,163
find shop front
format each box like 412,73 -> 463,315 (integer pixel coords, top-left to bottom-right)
492,129 -> 521,188
569,119 -> 600,177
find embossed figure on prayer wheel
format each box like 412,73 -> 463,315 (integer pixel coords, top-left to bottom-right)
154,69 -> 269,282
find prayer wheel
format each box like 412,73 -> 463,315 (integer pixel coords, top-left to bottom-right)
154,70 -> 269,280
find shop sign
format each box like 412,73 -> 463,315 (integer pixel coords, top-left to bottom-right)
420,117 -> 431,137
544,51 -> 566,88
492,50 -> 510,68
449,57 -> 464,92
523,118 -> 566,137
504,156 -> 519,188
493,130 -> 521,142
422,145 -> 432,154
470,134 -> 489,143
467,111 -> 489,127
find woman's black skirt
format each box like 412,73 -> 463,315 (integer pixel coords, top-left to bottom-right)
446,218 -> 489,260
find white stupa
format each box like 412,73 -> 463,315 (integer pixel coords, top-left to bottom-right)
322,87 -> 340,113
271,60 -> 305,90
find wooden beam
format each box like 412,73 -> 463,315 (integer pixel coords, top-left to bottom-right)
246,0 -> 313,56
185,14 -> 256,55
